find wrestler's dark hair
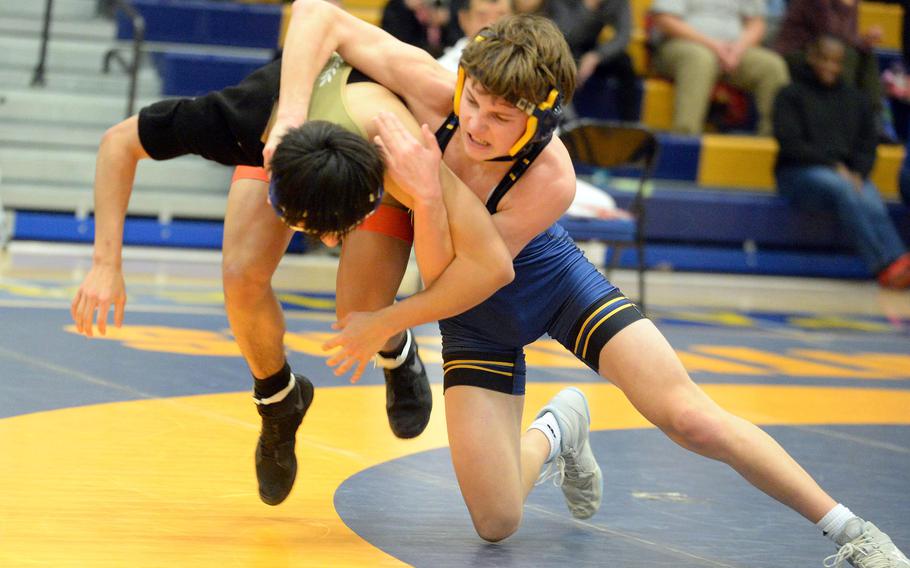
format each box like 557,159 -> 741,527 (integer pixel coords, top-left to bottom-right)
460,14 -> 576,107
270,120 -> 384,239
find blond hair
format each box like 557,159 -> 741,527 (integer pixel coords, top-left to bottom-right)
459,14 -> 576,107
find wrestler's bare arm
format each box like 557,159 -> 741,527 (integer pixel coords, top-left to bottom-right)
265,0 -> 452,163
365,105 -> 516,317
371,113 -> 453,286
277,0 -> 579,259
324,164 -> 515,380
345,84 -> 513,304
323,109 -> 515,381
71,115 -> 150,337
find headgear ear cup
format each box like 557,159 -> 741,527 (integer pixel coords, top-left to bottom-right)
507,88 -> 562,156
453,66 -> 467,117
454,28 -> 563,159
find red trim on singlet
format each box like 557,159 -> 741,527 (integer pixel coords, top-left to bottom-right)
232,165 -> 270,184
357,204 -> 413,243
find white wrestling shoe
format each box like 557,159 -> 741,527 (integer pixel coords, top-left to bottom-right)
824,518 -> 910,568
535,387 -> 603,519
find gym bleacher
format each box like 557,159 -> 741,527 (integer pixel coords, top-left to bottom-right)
0,0 -> 907,277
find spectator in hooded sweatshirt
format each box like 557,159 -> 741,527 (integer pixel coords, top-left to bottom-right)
773,34 -> 910,289
774,0 -> 887,134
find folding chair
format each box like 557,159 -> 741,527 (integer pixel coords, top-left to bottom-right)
558,119 -> 660,313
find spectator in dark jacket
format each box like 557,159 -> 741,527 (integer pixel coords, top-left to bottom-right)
774,0 -> 884,115
773,34 -> 910,288
381,0 -> 459,57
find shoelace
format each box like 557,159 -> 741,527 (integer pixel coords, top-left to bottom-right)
260,407 -> 301,449
536,454 -> 566,488
387,358 -> 423,402
392,363 -> 419,395
562,448 -> 592,481
260,420 -> 286,450
823,539 -> 891,568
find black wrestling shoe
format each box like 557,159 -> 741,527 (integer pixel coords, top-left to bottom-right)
380,330 -> 432,439
255,374 -> 314,506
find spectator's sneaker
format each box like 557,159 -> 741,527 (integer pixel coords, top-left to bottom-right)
877,253 -> 910,289
824,519 -> 910,568
255,374 -> 314,506
378,330 -> 432,439
535,387 -> 603,519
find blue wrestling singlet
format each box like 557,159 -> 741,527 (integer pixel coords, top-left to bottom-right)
434,114 -> 645,396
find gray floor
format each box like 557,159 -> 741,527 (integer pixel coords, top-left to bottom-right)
1,244 -> 908,567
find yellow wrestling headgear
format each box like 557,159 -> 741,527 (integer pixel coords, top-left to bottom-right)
453,32 -> 563,159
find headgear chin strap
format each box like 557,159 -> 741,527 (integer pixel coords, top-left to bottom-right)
453,31 -> 564,160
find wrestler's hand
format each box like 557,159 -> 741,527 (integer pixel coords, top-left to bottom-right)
577,52 -> 601,86
717,42 -> 742,73
373,112 -> 442,205
262,117 -> 297,171
71,264 -> 126,338
322,311 -> 395,383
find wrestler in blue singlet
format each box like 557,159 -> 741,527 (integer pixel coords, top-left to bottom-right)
435,114 -> 646,396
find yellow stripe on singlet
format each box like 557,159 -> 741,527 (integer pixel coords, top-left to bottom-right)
572,296 -> 627,354
443,364 -> 514,378
443,359 -> 515,369
580,303 -> 635,360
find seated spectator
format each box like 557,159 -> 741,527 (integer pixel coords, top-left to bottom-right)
544,0 -> 639,122
381,0 -> 459,57
437,0 -> 512,71
774,0 -> 887,135
773,35 -> 910,288
649,0 -> 790,135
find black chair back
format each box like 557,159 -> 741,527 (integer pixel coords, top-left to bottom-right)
560,120 -> 659,172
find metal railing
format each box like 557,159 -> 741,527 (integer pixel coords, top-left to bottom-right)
32,0 -> 146,118
30,0 -> 54,87
102,0 -> 145,117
